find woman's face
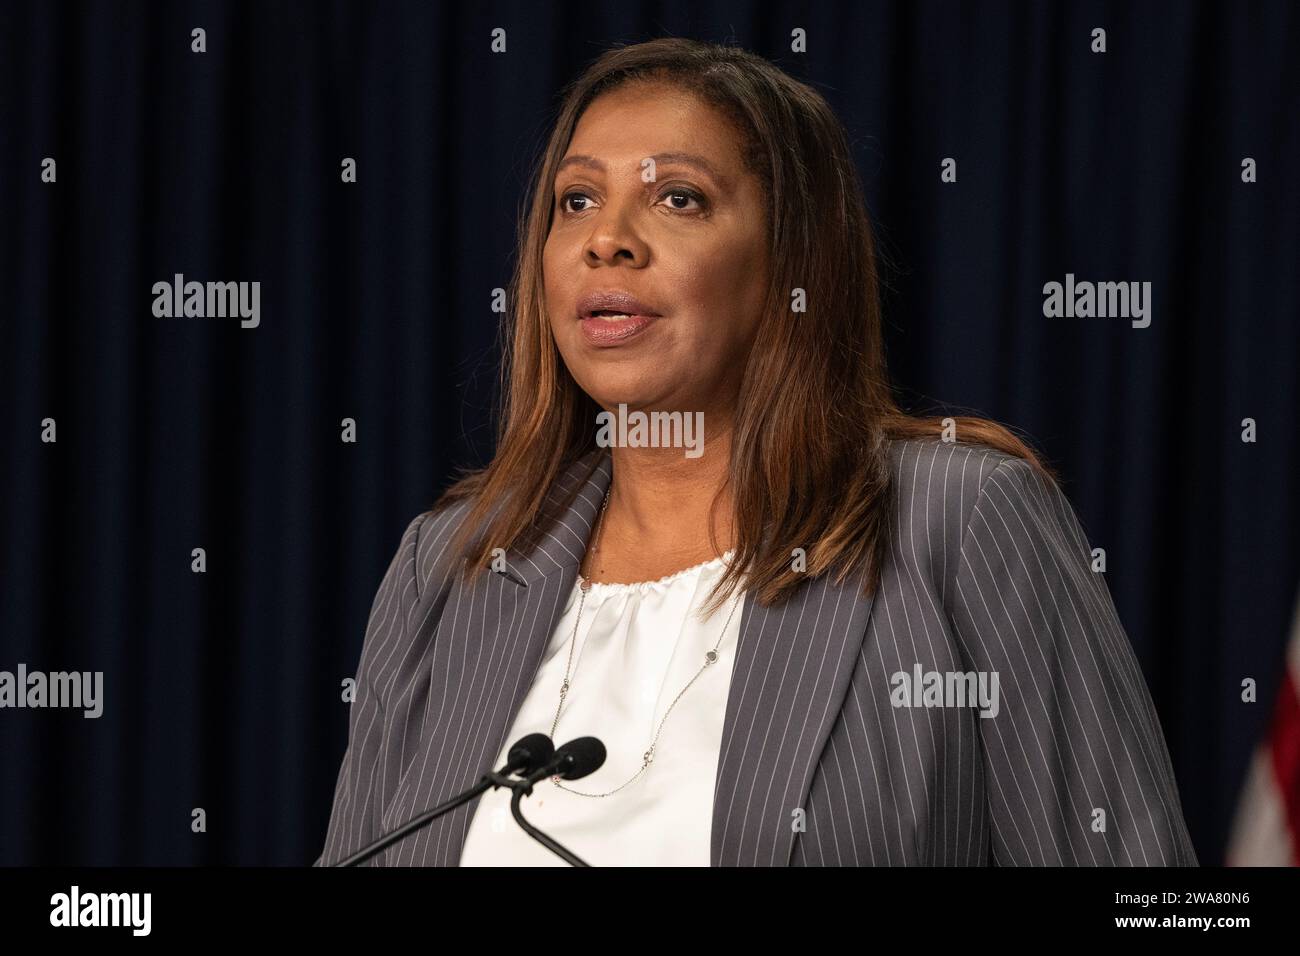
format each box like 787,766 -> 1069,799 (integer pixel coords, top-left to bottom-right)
544,82 -> 770,426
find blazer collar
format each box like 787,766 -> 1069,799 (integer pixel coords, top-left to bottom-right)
507,449 -> 613,587
423,448 -> 875,866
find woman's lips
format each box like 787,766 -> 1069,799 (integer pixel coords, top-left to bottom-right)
578,313 -> 660,346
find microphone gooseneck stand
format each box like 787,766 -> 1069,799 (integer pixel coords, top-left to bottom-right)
333,734 -> 603,868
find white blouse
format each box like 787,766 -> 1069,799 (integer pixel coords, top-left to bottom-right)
458,550 -> 742,867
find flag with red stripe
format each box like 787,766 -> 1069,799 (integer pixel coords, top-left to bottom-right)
1227,590 -> 1300,865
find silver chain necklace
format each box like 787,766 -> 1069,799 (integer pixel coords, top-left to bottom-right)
548,485 -> 740,797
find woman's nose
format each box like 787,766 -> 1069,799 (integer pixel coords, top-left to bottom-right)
583,205 -> 648,266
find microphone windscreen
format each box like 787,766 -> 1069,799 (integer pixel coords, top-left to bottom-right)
554,737 -> 606,780
508,733 -> 555,773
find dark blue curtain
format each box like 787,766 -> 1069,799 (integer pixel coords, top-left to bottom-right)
1,0 -> 1296,865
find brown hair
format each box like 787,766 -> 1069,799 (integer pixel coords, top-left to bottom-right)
438,37 -> 1052,612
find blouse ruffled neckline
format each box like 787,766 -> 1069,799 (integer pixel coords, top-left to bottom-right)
576,549 -> 736,596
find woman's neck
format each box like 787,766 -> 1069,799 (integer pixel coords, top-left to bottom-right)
584,425 -> 735,584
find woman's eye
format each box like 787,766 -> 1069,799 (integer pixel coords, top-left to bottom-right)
561,192 -> 594,213
660,188 -> 706,212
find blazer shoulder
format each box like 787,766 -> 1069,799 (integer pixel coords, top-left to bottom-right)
406,496 -> 478,601
880,436 -> 1077,594
885,436 -> 1028,535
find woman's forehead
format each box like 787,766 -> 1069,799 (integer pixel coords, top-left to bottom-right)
566,90 -> 750,177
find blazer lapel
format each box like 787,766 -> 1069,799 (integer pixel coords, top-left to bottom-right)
387,450 -> 612,866
710,569 -> 877,866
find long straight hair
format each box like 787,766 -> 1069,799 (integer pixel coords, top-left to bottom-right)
439,37 -> 1051,612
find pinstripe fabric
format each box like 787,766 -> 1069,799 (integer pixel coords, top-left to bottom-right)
315,437 -> 1197,866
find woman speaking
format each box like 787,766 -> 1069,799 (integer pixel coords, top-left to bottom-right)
316,37 -> 1196,866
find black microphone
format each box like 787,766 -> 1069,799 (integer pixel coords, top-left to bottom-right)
331,732 -> 556,867
505,733 -> 556,776
508,737 -> 607,867
521,736 -> 607,786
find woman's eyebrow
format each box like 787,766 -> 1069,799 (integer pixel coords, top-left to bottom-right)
555,154 -> 605,175
556,152 -> 731,189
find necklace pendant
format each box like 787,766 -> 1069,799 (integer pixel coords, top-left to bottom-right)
705,649 -> 718,664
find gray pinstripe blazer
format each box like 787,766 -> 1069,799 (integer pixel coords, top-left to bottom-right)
315,437 -> 1198,866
